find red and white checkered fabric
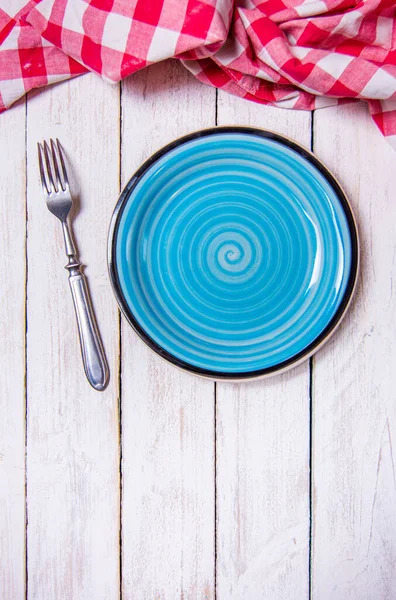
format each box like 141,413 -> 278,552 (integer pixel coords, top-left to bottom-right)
1,0 -> 395,145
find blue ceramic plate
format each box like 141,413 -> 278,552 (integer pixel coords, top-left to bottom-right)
108,128 -> 358,379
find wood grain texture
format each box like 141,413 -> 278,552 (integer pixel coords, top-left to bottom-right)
312,103 -> 396,599
216,95 -> 312,599
120,61 -> 216,600
25,74 -> 120,600
2,68 -> 396,600
0,101 -> 26,600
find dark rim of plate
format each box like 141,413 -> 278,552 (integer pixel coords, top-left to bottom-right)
108,126 -> 359,380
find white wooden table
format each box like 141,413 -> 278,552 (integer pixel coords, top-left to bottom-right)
1,60 -> 395,600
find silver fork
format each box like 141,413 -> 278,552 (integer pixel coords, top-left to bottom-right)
38,139 -> 109,391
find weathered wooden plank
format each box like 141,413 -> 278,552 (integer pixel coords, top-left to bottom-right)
216,95 -> 312,599
0,100 -> 26,600
312,103 -> 396,599
26,74 -> 120,600
120,61 -> 216,600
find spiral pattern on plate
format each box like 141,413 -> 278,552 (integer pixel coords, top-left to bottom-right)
113,131 -> 356,374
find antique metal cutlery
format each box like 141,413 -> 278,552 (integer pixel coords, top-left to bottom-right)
38,139 -> 109,391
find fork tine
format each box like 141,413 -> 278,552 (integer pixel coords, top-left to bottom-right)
50,138 -> 65,191
43,140 -> 57,193
55,139 -> 69,189
37,142 -> 50,195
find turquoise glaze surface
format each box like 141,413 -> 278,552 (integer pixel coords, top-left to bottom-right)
115,132 -> 353,373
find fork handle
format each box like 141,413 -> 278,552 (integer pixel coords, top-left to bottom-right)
68,268 -> 109,391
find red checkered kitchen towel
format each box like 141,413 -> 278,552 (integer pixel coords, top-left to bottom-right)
1,0 -> 395,146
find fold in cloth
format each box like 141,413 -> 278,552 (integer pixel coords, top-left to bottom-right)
1,0 -> 395,145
